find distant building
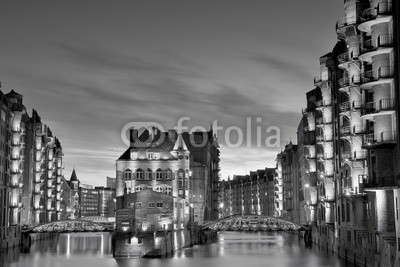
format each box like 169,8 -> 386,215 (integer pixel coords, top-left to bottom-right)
106,176 -> 116,189
219,168 -> 275,218
66,169 -> 115,219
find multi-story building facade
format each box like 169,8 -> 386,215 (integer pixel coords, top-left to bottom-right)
219,168 -> 275,218
290,1 -> 400,266
0,88 -> 64,251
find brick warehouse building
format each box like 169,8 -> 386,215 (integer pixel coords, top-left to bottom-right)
116,128 -> 220,225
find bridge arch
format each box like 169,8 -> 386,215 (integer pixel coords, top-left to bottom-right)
27,219 -> 106,233
203,215 -> 306,231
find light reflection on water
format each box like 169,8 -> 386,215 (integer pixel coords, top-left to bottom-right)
1,232 -> 355,267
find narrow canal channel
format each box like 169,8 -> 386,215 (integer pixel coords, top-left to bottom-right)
1,231 -> 356,267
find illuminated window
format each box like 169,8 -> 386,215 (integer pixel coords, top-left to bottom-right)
156,169 -> 163,180
145,169 -> 153,180
136,169 -> 144,180
124,169 -> 132,180
155,186 -> 163,193
165,186 -> 172,195
164,169 -> 172,180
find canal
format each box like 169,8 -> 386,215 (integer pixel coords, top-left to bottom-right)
1,232 -> 355,267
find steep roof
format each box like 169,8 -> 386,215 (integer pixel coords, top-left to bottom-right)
70,169 -> 79,182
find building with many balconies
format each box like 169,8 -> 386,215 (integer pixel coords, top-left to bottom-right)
0,88 -> 65,251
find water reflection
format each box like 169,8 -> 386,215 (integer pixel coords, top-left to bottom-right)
1,232 -> 355,267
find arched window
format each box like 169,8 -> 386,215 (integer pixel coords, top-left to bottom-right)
164,169 -> 172,181
156,169 -> 163,180
165,186 -> 172,195
136,169 -> 144,180
124,169 -> 132,180
146,169 -> 153,180
154,186 -> 163,193
135,185 -> 144,192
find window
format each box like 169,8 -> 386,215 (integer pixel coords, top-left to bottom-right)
147,153 -> 154,159
165,186 -> 172,195
155,186 -> 163,193
156,169 -> 163,180
164,169 -> 172,181
157,202 -> 163,208
148,202 -> 155,208
178,170 -> 184,189
136,169 -> 144,180
130,152 -> 137,159
124,169 -> 132,180
145,169 -> 153,180
136,186 -> 144,192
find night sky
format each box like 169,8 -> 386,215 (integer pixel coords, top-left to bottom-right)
0,1 -> 343,185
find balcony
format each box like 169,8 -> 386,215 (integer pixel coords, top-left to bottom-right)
360,66 -> 394,88
361,98 -> 395,117
337,50 -> 359,65
359,2 -> 393,32
362,131 -> 397,148
360,2 -> 392,21
360,35 -> 393,56
359,174 -> 396,190
339,101 -> 362,113
342,150 -> 367,161
316,153 -> 333,161
339,75 -> 360,89
315,100 -> 332,110
336,16 -> 358,32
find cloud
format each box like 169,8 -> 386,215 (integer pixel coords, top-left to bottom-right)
55,41 -> 203,79
246,52 -> 312,79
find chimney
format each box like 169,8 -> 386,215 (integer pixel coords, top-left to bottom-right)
130,129 -> 138,147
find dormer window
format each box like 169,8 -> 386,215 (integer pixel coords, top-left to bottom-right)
130,152 -> 138,159
147,152 -> 160,159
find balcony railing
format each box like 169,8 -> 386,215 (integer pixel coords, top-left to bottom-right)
315,100 -> 332,108
316,153 -> 333,161
336,16 -> 359,31
338,50 -> 359,64
340,125 -> 365,136
360,34 -> 393,54
362,131 -> 397,147
360,66 -> 394,84
339,75 -> 360,87
361,2 -> 393,21
339,101 -> 362,113
359,174 -> 396,189
343,150 -> 367,161
361,98 -> 395,116
316,135 -> 333,143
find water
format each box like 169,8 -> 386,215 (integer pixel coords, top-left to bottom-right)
1,232 -> 355,267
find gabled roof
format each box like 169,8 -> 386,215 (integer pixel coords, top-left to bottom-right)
6,89 -> 22,98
